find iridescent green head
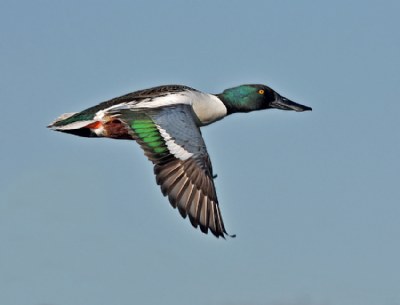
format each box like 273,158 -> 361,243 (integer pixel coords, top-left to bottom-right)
217,84 -> 312,114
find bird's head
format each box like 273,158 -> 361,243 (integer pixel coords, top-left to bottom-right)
217,84 -> 312,114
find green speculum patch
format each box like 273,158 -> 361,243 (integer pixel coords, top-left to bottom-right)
131,120 -> 168,154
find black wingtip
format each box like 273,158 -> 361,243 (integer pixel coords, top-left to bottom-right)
211,229 -> 236,239
223,231 -> 236,239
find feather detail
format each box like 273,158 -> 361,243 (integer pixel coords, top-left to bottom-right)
49,91 -> 233,238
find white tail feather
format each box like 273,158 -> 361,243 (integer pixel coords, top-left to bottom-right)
48,112 -> 77,127
50,120 -> 97,130
48,112 -> 97,131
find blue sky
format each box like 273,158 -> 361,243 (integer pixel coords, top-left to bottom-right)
1,0 -> 399,304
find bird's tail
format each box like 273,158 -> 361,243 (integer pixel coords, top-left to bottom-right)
47,112 -> 100,138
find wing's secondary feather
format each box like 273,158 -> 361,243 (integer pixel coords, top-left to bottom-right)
114,104 -> 230,238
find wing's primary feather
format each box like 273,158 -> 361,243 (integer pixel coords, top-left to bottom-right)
114,104 -> 230,238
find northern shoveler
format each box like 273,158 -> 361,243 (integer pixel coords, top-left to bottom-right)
48,84 -> 312,238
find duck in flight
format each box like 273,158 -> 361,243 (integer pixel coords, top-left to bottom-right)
48,84 -> 312,238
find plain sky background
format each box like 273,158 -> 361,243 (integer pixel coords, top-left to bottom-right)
1,0 -> 399,305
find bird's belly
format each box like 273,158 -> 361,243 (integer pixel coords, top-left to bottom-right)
101,118 -> 134,139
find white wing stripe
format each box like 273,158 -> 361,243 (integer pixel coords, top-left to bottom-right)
157,125 -> 193,161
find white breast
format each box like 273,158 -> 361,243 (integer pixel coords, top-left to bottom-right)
189,91 -> 227,126
130,90 -> 227,126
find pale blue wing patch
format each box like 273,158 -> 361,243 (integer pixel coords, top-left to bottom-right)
112,105 -> 231,238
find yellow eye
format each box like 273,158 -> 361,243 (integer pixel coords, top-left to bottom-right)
258,89 -> 264,94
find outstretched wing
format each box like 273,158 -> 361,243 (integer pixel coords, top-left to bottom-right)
114,104 -> 231,238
